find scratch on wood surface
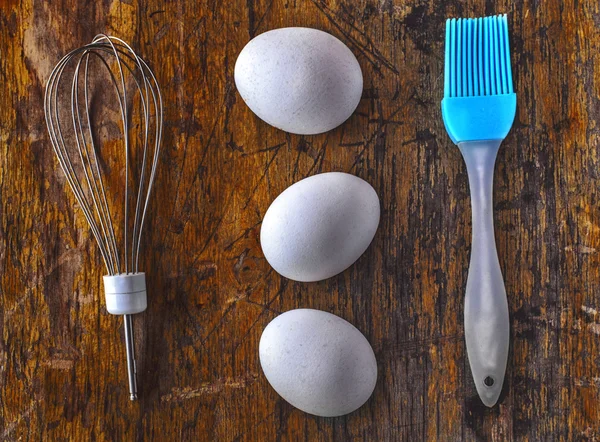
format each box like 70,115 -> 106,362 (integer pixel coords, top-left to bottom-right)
160,373 -> 259,402
588,323 -> 600,336
166,260 -> 217,278
225,291 -> 247,308
581,427 -> 600,439
574,377 -> 600,388
233,248 -> 249,275
0,349 -> 6,370
242,142 -> 285,209
582,305 -> 599,316
77,291 -> 95,305
310,0 -> 399,75
348,90 -> 416,172
565,244 -> 597,254
42,358 -> 75,370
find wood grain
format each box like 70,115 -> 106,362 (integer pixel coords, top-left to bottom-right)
1,0 -> 599,440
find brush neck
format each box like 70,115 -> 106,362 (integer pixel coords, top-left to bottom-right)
458,140 -> 502,227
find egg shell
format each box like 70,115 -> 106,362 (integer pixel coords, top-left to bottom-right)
259,309 -> 377,417
260,172 -> 380,282
234,27 -> 363,135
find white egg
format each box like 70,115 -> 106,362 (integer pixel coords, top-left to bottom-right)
259,309 -> 377,417
234,27 -> 363,135
260,172 -> 380,282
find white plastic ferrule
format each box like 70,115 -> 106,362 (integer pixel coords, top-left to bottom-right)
103,273 -> 147,315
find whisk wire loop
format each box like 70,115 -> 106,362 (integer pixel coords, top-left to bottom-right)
44,35 -> 162,276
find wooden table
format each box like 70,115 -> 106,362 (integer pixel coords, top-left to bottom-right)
1,0 -> 599,440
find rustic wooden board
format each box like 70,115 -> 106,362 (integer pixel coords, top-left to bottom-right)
1,0 -> 599,440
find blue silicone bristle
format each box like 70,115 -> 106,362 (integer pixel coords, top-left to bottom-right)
444,14 -> 513,98
441,14 -> 516,143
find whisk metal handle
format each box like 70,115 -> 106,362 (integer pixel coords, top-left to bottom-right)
104,273 -> 147,400
123,314 -> 138,401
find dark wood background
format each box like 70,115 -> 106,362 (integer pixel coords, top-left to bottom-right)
1,0 -> 599,440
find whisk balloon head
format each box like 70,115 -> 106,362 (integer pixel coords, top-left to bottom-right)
44,34 -> 163,275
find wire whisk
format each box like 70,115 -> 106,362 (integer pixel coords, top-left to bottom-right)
44,35 -> 163,400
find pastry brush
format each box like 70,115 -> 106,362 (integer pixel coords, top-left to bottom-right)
441,14 -> 516,407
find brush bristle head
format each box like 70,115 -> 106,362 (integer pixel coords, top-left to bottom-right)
444,15 -> 513,98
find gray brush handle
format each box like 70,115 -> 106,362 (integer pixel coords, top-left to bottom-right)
458,140 -> 509,407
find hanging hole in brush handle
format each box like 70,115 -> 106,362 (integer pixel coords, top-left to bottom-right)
484,376 -> 495,387
458,140 -> 510,408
